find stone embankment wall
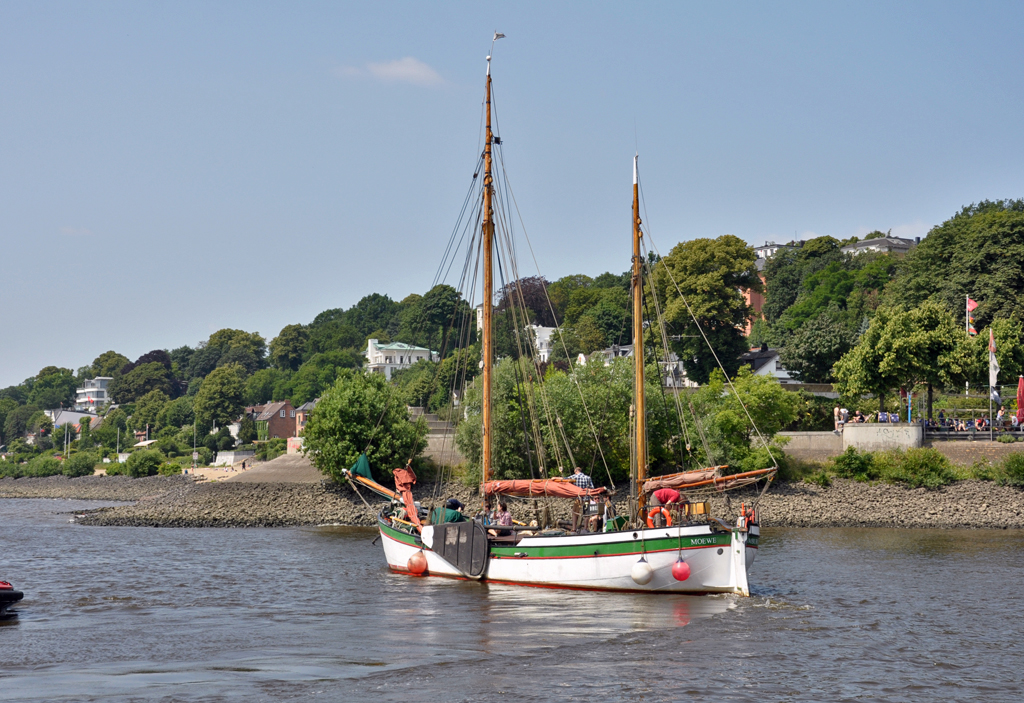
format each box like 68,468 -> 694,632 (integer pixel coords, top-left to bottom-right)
3,475 -> 1022,530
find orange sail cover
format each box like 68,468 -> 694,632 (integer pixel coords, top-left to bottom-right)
642,467 -> 724,493
484,479 -> 607,499
392,466 -> 422,527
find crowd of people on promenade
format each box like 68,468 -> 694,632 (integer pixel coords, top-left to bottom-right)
833,404 -> 1021,434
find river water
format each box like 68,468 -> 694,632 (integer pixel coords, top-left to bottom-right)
1,498 -> 1021,702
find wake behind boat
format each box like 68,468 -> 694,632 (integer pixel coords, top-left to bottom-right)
336,37 -> 778,595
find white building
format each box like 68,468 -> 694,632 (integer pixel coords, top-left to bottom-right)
840,236 -> 918,256
75,377 -> 113,411
529,325 -> 557,362
588,344 -> 697,388
365,339 -> 438,380
739,344 -> 796,384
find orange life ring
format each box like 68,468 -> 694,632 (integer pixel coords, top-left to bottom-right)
646,506 -> 673,528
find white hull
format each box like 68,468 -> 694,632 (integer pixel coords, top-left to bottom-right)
380,521 -> 758,595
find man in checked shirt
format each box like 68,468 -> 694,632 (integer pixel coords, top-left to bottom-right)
570,466 -> 594,490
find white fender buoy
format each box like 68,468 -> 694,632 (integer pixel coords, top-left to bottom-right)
631,556 -> 654,585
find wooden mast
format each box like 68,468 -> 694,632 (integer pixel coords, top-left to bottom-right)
631,155 -> 647,512
481,55 -> 495,487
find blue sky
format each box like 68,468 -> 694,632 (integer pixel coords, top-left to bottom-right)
2,1 -> 1022,387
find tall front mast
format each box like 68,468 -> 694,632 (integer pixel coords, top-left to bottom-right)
481,56 -> 495,486
631,156 -> 647,512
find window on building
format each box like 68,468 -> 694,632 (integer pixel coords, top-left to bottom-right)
290,410 -> 295,418
280,410 -> 285,418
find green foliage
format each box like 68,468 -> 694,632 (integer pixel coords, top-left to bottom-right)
255,437 -> 287,462
207,329 -> 267,361
63,452 -> 98,477
1002,453 -> 1024,486
828,446 -> 956,488
111,362 -> 173,403
91,351 -> 130,377
132,389 -> 170,433
780,310 -> 856,382
157,395 -> 194,431
287,349 -> 363,405
4,404 -> 39,442
303,369 -> 428,483
28,366 -> 77,409
997,433 -> 1017,444
834,301 -> 972,403
125,449 -> 163,477
238,415 -> 257,444
244,368 -> 290,405
193,364 -> 246,428
270,324 -> 309,371
157,462 -> 182,475
0,397 -> 19,444
648,234 -> 760,385
892,200 -> 1024,327
690,366 -> 801,473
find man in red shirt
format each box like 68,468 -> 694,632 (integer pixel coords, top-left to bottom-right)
651,487 -> 682,507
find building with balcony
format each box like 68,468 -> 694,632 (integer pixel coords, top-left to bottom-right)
365,340 -> 438,380
74,377 -> 113,411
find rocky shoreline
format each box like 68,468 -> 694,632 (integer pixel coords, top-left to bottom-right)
2,474 -> 1022,529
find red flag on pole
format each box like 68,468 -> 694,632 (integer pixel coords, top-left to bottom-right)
967,297 -> 979,312
1016,376 -> 1024,424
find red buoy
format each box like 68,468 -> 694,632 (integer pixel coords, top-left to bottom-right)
671,558 -> 691,582
407,550 -> 428,576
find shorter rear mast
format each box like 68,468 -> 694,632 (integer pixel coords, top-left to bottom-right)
631,155 -> 647,518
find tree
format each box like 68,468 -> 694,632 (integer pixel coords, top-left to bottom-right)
110,362 -> 173,403
0,398 -> 19,444
496,276 -> 556,327
4,405 -> 39,442
186,344 -> 224,381
779,310 -> 856,382
834,301 -> 971,417
217,346 -> 261,377
193,364 -> 246,428
244,368 -> 289,405
90,351 -> 130,378
892,199 -> 1024,328
689,366 -> 802,473
648,234 -> 761,385
64,452 -> 97,477
302,369 -> 428,483
125,449 -> 163,477
133,389 -> 171,433
288,350 -> 363,405
344,293 -> 400,338
207,329 -> 267,362
547,274 -> 592,324
157,395 -> 195,430
762,237 -> 844,324
28,367 -> 77,409
238,415 -> 257,444
269,324 -> 309,371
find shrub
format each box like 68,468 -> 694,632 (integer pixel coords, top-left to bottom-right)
806,469 -> 831,487
1003,453 -> 1024,487
830,447 -> 877,481
997,434 -> 1016,444
63,452 -> 97,478
25,455 -> 63,477
255,438 -> 287,462
125,449 -> 163,477
157,462 -> 182,476
877,447 -> 956,489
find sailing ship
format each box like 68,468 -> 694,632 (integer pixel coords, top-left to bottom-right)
347,41 -> 776,595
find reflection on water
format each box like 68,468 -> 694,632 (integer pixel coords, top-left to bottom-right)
2,499 -> 1023,702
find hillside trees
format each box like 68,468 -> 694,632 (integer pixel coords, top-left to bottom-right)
269,324 -> 308,371
648,234 -> 761,385
27,366 -> 77,409
90,351 -> 130,378
193,364 -> 246,429
892,200 -> 1024,327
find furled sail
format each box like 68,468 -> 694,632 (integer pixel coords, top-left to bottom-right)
484,479 -> 608,498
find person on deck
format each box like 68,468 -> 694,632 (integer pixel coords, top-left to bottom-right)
649,487 -> 682,528
488,502 -> 513,537
570,467 -> 594,490
430,498 -> 465,524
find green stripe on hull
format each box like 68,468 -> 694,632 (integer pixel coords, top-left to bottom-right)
379,520 -> 419,547
489,532 -> 730,559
